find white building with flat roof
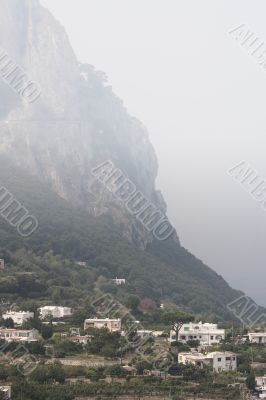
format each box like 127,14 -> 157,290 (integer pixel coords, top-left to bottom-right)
178,351 -> 237,373
0,328 -> 39,343
178,352 -> 210,368
256,376 -> 266,398
0,385 -> 11,399
248,332 -> 266,344
2,311 -> 34,326
84,318 -> 121,332
112,278 -> 126,285
207,352 -> 237,372
175,322 -> 225,346
39,306 -> 72,319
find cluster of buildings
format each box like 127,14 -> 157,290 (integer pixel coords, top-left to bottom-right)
2,307 -> 72,324
0,306 -> 72,344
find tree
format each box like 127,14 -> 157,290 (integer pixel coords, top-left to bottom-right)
0,365 -> 8,381
135,361 -> 152,375
105,365 -> 126,378
47,363 -> 66,383
41,324 -> 53,340
1,317 -> 14,328
125,295 -> 140,313
163,311 -> 194,342
138,298 -> 157,314
186,339 -> 200,348
246,370 -> 256,390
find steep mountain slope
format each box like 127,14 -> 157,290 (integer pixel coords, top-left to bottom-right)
0,0 -> 252,319
0,0 -> 169,247
0,157 -> 242,318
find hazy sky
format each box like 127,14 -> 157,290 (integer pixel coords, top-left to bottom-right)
41,0 -> 266,306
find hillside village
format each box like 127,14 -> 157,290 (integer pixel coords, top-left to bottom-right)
0,297 -> 266,399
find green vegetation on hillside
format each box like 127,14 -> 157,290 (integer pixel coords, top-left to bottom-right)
0,156 -> 243,319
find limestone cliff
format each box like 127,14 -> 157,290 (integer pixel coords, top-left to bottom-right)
0,0 -> 177,247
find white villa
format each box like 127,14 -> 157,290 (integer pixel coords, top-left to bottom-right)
137,330 -> 164,339
207,351 -> 237,373
178,351 -> 237,373
84,318 -> 121,332
0,385 -> 11,399
112,278 -> 126,285
178,352 -> 210,368
39,306 -> 72,319
0,328 -> 39,343
173,322 -> 225,346
256,376 -> 266,398
2,311 -> 34,326
248,332 -> 266,344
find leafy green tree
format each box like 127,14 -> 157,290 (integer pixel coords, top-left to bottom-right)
41,324 -> 53,340
31,365 -> 48,384
246,370 -> 256,390
186,339 -> 200,348
47,363 -> 66,383
22,316 -> 42,331
86,328 -> 121,357
135,361 -> 152,375
0,365 -> 8,381
1,317 -> 14,328
105,365 -> 126,377
125,295 -> 140,312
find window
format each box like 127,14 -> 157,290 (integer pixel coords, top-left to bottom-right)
217,358 -> 221,362
181,336 -> 186,340
210,336 -> 214,340
226,357 -> 231,361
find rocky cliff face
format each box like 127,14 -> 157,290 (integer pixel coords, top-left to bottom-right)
0,0 -> 177,247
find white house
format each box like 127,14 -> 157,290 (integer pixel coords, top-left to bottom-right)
137,330 -> 165,339
256,376 -> 266,398
39,306 -> 72,319
248,332 -> 266,344
2,311 -> 34,326
0,328 -> 39,343
71,335 -> 91,345
178,352 -> 209,368
84,318 -> 121,332
178,351 -> 237,373
76,261 -> 87,267
207,352 -> 237,373
112,278 -> 126,285
175,322 -> 225,346
0,385 -> 11,399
